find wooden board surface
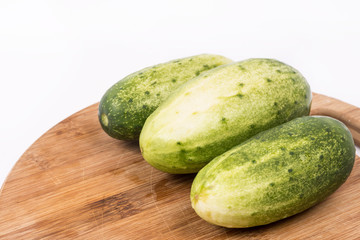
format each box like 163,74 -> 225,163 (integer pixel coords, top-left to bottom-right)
0,93 -> 359,240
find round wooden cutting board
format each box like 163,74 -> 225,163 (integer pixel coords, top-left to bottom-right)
0,93 -> 359,239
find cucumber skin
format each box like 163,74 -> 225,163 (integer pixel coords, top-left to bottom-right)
98,54 -> 233,140
191,116 -> 356,228
140,58 -> 312,173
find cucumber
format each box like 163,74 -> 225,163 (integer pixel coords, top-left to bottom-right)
140,58 -> 311,173
190,116 -> 355,228
98,54 -> 232,140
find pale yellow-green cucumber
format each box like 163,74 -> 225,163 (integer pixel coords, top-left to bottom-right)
140,58 -> 312,173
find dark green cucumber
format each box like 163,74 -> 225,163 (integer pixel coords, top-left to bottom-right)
140,58 -> 311,173
98,54 -> 232,140
191,116 -> 355,228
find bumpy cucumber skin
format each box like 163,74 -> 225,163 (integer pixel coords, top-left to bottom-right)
190,116 -> 355,228
140,58 -> 312,173
98,54 -> 233,140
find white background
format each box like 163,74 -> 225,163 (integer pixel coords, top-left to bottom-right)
1,0 -> 359,187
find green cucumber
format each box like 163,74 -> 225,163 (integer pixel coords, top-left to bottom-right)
191,116 -> 355,228
98,54 -> 232,140
140,58 -> 311,173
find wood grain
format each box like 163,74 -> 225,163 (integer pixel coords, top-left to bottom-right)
0,93 -> 359,240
